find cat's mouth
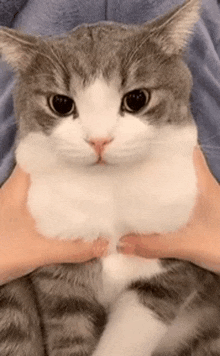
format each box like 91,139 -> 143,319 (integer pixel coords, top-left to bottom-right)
96,156 -> 107,165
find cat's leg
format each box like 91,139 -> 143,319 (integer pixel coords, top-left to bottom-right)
92,290 -> 168,356
31,261 -> 107,356
0,277 -> 44,356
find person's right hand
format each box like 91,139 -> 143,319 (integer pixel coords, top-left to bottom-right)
0,166 -> 109,285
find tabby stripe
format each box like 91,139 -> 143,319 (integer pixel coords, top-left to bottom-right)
46,297 -> 98,317
62,352 -> 90,356
129,280 -> 179,301
45,296 -> 100,316
43,296 -> 107,332
53,336 -> 91,349
32,270 -> 59,280
0,294 -> 21,310
0,323 -> 28,344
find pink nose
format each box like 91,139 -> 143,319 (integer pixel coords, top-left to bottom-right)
89,138 -> 112,155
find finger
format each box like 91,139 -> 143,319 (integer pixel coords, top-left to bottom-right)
38,238 -> 109,265
118,233 -> 182,259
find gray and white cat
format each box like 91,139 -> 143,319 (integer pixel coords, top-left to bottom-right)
1,0 -> 220,355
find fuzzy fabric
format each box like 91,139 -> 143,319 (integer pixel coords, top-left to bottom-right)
0,0 -> 220,184
0,0 -> 27,26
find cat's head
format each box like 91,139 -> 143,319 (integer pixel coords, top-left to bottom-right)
0,0 -> 200,169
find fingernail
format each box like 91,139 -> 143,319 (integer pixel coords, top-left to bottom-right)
120,235 -> 135,243
117,241 -> 135,254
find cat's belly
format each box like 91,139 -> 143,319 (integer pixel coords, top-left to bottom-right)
27,156 -> 197,250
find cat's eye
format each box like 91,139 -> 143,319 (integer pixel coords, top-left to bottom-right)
48,94 -> 75,116
122,89 -> 150,113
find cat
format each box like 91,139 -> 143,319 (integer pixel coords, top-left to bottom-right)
1,0 -> 220,355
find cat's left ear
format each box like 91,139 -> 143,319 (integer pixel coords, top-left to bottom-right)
149,0 -> 201,55
0,27 -> 38,72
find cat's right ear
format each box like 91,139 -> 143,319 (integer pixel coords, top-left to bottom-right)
0,27 -> 38,72
148,0 -> 201,55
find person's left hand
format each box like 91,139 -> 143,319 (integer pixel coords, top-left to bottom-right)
117,147 -> 220,273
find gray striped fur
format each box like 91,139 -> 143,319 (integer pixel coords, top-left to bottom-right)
1,260 -> 220,355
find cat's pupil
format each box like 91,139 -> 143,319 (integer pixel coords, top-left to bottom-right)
49,95 -> 74,116
123,89 -> 148,113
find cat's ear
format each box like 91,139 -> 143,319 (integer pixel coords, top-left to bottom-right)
0,27 -> 38,71
149,0 -> 201,55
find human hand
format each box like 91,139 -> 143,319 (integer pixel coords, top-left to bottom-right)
118,147 -> 220,272
0,166 -> 109,285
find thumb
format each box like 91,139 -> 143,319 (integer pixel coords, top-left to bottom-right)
118,232 -> 186,259
37,237 -> 109,265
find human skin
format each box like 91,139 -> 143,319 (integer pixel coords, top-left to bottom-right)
0,166 -> 109,285
118,147 -> 220,273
